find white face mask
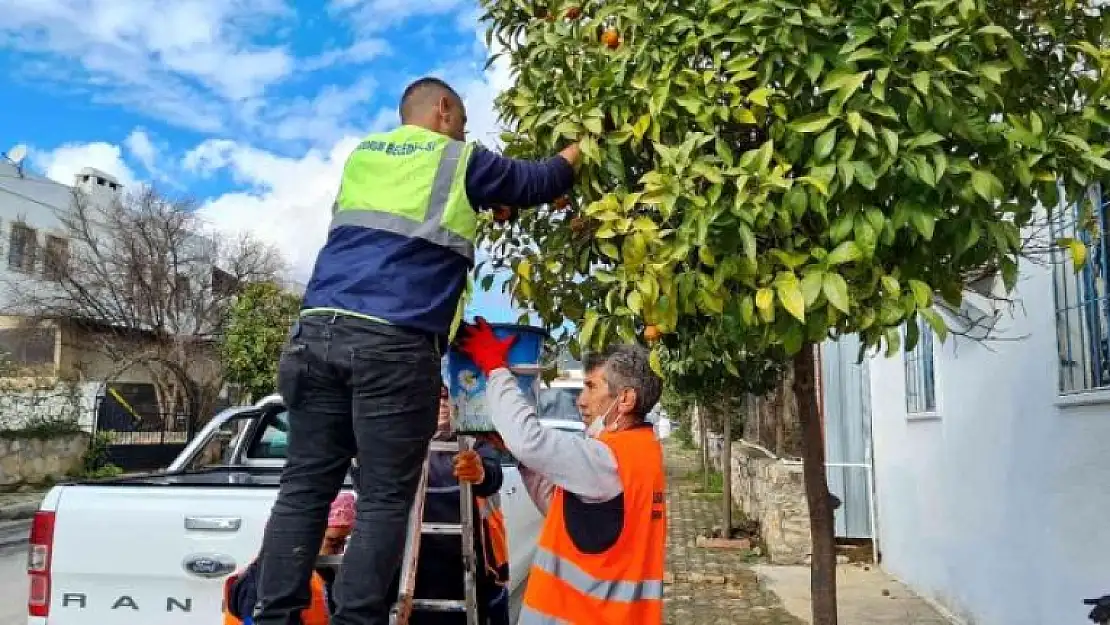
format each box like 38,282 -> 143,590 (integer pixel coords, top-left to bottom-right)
586,397 -> 621,438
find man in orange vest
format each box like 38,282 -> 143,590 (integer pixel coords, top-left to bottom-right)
457,319 -> 667,624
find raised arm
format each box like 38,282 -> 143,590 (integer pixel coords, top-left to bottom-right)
485,368 -> 622,503
465,144 -> 580,209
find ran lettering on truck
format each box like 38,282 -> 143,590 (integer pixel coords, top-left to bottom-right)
59,593 -> 192,612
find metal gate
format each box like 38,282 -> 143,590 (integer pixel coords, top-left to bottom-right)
93,389 -> 193,471
820,335 -> 877,543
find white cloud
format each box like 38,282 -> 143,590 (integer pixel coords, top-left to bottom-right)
0,0 -> 296,133
188,137 -> 361,279
301,38 -> 391,71
32,141 -> 138,190
327,0 -> 470,32
262,77 -> 381,145
124,129 -> 158,174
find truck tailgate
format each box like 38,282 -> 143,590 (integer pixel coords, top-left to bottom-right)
47,484 -> 279,625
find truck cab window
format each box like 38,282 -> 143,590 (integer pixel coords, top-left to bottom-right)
249,409 -> 290,459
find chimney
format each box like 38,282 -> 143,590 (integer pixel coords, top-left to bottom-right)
74,167 -> 123,199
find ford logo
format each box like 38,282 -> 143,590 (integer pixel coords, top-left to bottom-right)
182,553 -> 237,579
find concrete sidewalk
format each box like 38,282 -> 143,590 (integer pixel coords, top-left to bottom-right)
662,442 -> 953,625
754,565 -> 955,625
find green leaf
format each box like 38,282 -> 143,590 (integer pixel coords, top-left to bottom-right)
971,170 -> 1004,201
1058,237 -> 1089,270
632,114 -> 652,140
814,128 -> 837,160
910,40 -> 937,53
977,61 -> 1012,84
823,273 -> 850,313
579,310 -> 600,348
649,348 -> 664,377
853,161 -> 877,190
906,132 -> 944,149
790,113 -> 835,134
920,308 -> 949,342
739,223 -> 757,260
847,111 -> 863,135
777,280 -> 806,322
748,87 -> 771,107
910,210 -> 937,240
912,71 -> 931,95
827,241 -> 862,265
801,271 -> 825,306
881,128 -> 899,155
755,287 -> 774,313
583,117 -> 604,135
908,280 -> 933,307
976,24 -> 1012,38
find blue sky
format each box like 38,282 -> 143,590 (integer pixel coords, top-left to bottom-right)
0,0 -> 522,322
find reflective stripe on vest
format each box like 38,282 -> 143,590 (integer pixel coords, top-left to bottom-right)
531,547 -> 664,602
331,129 -> 476,262
521,427 -> 667,624
518,605 -> 572,625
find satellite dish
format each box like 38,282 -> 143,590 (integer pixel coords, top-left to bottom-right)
5,144 -> 27,166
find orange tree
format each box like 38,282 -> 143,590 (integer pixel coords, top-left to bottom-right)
476,1 -> 1110,622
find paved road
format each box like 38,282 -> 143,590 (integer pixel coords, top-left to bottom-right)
1,544 -> 26,625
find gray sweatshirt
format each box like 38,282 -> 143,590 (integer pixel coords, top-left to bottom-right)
485,368 -> 623,514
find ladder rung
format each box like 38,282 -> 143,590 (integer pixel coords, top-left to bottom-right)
423,523 -> 463,535
429,440 -> 462,453
413,599 -> 468,612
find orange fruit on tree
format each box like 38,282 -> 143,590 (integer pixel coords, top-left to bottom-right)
644,325 -> 662,343
553,196 -> 571,210
601,28 -> 620,49
565,6 -> 581,19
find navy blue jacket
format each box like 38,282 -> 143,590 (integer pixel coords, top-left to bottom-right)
302,145 -> 574,336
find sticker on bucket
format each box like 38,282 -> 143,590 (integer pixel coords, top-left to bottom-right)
447,323 -> 548,433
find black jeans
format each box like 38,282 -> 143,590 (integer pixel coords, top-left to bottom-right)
254,314 -> 441,625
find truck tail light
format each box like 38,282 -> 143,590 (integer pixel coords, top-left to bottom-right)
28,510 -> 55,618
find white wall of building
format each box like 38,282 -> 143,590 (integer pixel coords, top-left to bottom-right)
868,256 -> 1110,624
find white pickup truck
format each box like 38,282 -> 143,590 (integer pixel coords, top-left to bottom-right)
23,394 -> 585,625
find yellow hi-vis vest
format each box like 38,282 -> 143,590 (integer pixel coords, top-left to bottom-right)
329,125 -> 478,339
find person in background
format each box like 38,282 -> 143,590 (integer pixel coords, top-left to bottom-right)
398,384 -> 509,625
224,492 -> 356,625
457,318 -> 667,624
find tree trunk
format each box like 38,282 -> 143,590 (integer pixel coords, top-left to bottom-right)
697,402 -> 710,491
793,344 -> 838,625
721,399 -> 733,535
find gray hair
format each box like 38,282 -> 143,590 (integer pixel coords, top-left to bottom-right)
583,344 -> 663,419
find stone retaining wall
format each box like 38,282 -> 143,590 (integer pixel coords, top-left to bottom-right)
689,411 -> 812,564
0,433 -> 89,489
730,441 -> 811,564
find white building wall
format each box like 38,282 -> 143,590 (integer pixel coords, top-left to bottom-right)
868,257 -> 1110,624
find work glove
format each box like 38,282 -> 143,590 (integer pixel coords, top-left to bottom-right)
453,450 -> 486,484
457,317 -> 516,376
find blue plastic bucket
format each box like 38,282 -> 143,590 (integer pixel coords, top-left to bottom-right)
447,323 -> 549,433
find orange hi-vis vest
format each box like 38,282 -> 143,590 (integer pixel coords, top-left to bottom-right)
478,494 -> 510,586
520,426 -> 667,624
222,569 -> 330,625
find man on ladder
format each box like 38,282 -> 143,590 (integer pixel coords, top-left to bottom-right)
252,76 -> 580,625
392,384 -> 509,625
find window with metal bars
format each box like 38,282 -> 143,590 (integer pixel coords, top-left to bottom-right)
904,317 -> 937,414
1051,184 -> 1110,394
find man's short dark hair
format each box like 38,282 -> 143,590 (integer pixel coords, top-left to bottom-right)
399,77 -> 462,122
584,344 -> 663,419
